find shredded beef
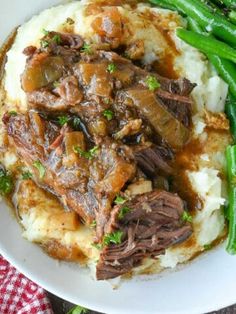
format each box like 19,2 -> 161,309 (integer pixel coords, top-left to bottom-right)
97,190 -> 192,280
135,145 -> 174,177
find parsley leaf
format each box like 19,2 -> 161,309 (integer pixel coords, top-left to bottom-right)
90,220 -> 97,228
81,43 -> 92,54
91,242 -> 102,250
104,98 -> 110,105
107,63 -> 117,73
0,169 -> 13,195
114,195 -> 126,205
67,305 -> 88,314
73,146 -> 98,160
103,231 -> 123,246
33,160 -> 46,179
42,28 -> 49,35
53,81 -> 60,88
204,244 -> 212,250
52,34 -> 62,44
181,210 -> 192,223
40,40 -> 49,48
89,146 -> 99,157
8,111 -> 17,116
72,116 -> 81,129
145,76 -> 160,91
73,147 -> 89,159
118,206 -> 131,219
22,171 -> 32,180
58,115 -> 69,126
103,109 -> 114,121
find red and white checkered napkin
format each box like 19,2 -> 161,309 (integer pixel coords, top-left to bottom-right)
0,255 -> 54,314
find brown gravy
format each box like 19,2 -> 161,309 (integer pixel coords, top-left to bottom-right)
42,240 -> 88,263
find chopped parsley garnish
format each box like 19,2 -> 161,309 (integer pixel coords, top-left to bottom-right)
53,81 -> 60,88
104,98 -> 110,105
65,17 -> 75,25
88,146 -> 99,157
118,206 -> 131,219
91,242 -> 102,250
41,30 -> 61,47
0,169 -> 13,195
40,40 -> 49,48
145,75 -> 160,91
107,63 -> 117,73
73,146 -> 98,160
103,230 -> 123,246
181,210 -> 193,223
103,109 -> 114,121
204,244 -> 212,250
52,34 -> 62,44
67,305 -> 88,314
72,116 -> 81,129
33,160 -> 46,179
8,111 -> 17,116
21,171 -> 32,180
58,115 -> 69,126
42,28 -> 49,35
90,220 -> 97,228
81,43 -> 92,54
114,195 -> 126,205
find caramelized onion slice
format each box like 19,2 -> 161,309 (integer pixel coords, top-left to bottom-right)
63,131 -> 86,167
78,62 -> 112,97
121,89 -> 190,149
21,53 -> 64,92
65,131 -> 86,156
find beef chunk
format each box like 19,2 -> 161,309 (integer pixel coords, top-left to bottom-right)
5,112 -> 135,233
96,190 -> 192,280
135,145 -> 173,177
21,44 -> 194,150
157,76 -> 196,96
157,89 -> 192,127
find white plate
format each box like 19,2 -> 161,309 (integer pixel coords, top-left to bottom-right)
0,1 -> 236,313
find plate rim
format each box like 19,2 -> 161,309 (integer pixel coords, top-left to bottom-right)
0,241 -> 235,314
0,1 -> 236,313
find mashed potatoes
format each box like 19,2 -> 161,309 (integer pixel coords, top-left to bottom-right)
0,0 -> 231,277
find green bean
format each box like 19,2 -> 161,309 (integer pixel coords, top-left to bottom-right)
225,94 -> 236,140
211,0 -> 236,8
221,0 -> 236,8
187,19 -> 236,253
226,145 -> 236,254
211,0 -> 236,24
209,56 -> 236,98
188,17 -> 204,32
177,28 -> 236,63
206,0 -> 227,15
208,1 -> 236,24
229,10 -> 236,24
151,3 -> 236,97
187,18 -> 236,98
149,0 -> 180,12
227,186 -> 236,254
153,0 -> 236,45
